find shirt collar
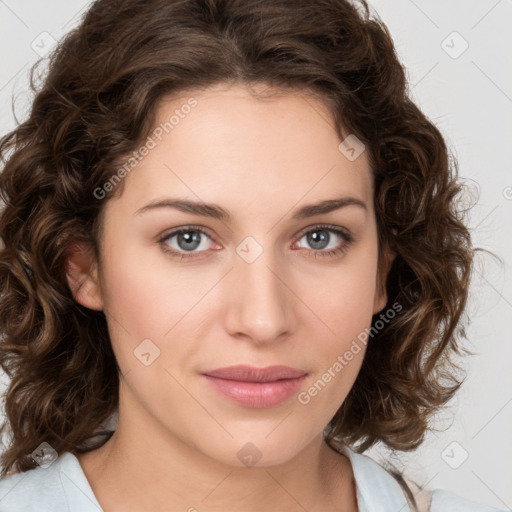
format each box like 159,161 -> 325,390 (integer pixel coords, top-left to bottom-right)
340,444 -> 412,512
59,452 -> 103,511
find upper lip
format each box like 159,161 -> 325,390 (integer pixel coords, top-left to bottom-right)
203,365 -> 308,382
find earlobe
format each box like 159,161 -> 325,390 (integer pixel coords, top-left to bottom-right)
64,242 -> 103,311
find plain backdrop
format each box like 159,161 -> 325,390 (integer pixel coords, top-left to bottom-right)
1,0 -> 511,509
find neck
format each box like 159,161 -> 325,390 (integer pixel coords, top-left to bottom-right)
76,388 -> 357,512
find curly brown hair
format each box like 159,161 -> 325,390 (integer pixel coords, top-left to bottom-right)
0,0 -> 473,483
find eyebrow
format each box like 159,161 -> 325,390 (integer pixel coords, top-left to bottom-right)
135,196 -> 367,221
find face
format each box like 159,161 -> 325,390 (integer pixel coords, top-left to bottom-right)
67,82 -> 393,468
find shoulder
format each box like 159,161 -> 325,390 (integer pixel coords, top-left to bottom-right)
429,488 -> 508,512
403,473 -> 506,512
0,452 -> 101,512
338,444 -> 507,512
0,455 -> 66,512
340,444 -> 415,510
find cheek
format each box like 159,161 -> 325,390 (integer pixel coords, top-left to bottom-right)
304,247 -> 379,342
99,232 -> 208,337
289,243 -> 379,408
97,233 -> 227,382
295,273 -> 374,421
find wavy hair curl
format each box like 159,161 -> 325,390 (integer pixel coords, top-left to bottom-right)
0,0 -> 473,483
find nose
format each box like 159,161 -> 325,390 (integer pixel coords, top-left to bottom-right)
223,244 -> 296,346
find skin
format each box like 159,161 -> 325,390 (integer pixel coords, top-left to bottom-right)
66,82 -> 395,512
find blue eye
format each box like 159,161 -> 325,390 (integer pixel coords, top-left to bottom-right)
159,226 -> 217,259
294,225 -> 354,259
158,224 -> 354,261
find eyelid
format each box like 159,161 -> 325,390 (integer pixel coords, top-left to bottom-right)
293,222 -> 353,241
157,224 -> 217,242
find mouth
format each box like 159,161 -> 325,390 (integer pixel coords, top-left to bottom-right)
201,365 -> 308,408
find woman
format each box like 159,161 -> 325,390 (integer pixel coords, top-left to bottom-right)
0,0 -> 505,510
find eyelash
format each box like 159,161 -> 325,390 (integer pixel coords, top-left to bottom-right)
157,224 -> 354,261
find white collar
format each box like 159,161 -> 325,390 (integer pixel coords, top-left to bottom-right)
340,444 -> 412,511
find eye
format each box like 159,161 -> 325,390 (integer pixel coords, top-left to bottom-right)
158,224 -> 354,261
158,226 -> 219,260
293,225 -> 354,259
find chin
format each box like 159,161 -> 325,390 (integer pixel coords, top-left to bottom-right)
197,432 -> 314,469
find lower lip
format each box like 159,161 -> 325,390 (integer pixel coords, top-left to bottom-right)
202,374 -> 308,408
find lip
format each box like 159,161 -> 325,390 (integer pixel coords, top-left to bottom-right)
203,365 -> 308,382
202,365 -> 308,408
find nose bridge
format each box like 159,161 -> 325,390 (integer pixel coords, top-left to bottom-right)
225,236 -> 294,343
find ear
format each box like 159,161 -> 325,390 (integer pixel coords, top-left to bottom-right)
372,237 -> 397,315
64,241 -> 104,311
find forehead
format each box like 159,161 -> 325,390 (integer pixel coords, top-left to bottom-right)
107,83 -> 373,220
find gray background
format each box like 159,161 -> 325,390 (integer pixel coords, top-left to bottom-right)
0,0 -> 511,509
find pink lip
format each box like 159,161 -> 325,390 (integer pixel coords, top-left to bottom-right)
202,365 -> 308,408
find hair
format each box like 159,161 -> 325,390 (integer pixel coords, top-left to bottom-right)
0,0 -> 474,496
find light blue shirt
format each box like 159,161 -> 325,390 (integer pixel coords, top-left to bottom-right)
0,443 -> 506,511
